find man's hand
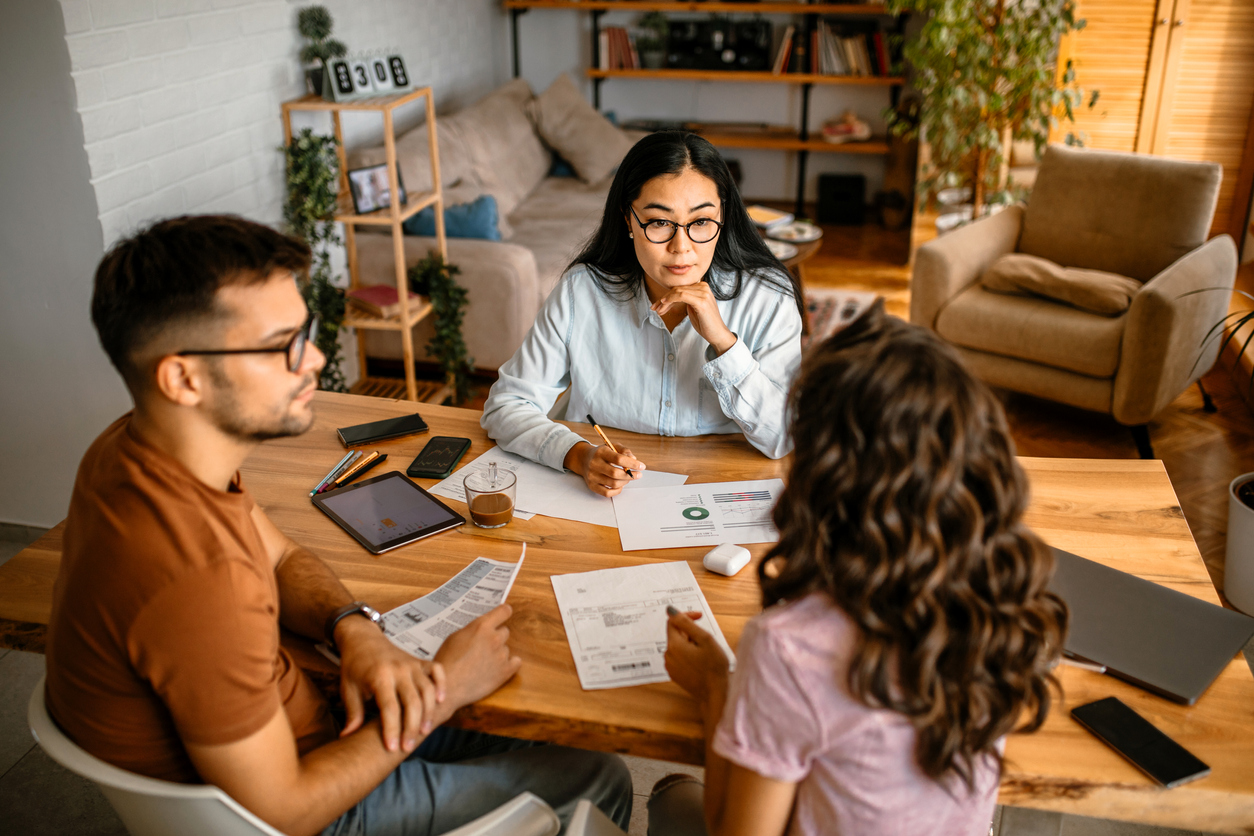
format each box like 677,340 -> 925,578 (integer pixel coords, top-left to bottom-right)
435,604 -> 523,709
651,281 -> 737,356
335,616 -> 446,754
664,610 -> 730,706
563,441 -> 646,497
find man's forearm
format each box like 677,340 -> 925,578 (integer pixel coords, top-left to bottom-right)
275,544 -> 354,640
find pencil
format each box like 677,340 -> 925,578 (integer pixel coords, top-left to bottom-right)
337,452 -> 387,488
310,451 -> 356,496
322,451 -> 380,492
586,414 -> 635,477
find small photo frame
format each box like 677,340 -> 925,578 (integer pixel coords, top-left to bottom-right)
347,163 -> 406,215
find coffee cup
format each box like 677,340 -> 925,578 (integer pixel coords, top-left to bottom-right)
464,463 -> 517,529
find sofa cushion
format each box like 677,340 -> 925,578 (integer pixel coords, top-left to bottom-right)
347,120 -> 475,199
507,176 -> 613,304
936,284 -> 1126,379
1019,144 -> 1221,282
443,78 -> 549,220
980,253 -> 1142,316
526,73 -> 634,185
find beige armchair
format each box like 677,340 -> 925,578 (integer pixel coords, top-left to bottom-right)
911,144 -> 1238,457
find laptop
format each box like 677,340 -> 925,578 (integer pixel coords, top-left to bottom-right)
1048,548 -> 1254,705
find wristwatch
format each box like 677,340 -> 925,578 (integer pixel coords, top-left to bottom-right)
325,601 -> 383,650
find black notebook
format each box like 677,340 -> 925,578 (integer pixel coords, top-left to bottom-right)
1049,548 -> 1254,705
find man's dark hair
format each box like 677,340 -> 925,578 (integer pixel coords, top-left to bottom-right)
91,214 -> 311,391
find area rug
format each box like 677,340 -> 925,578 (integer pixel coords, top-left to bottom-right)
803,288 -> 880,348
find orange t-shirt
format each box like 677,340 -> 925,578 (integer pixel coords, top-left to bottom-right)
45,415 -> 336,783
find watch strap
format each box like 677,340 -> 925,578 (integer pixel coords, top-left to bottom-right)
325,601 -> 383,649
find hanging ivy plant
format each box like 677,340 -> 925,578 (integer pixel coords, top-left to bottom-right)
409,253 -> 474,405
283,127 -> 348,393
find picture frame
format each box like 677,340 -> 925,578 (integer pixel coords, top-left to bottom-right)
347,163 -> 406,215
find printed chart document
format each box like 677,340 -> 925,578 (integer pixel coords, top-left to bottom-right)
431,446 -> 688,528
551,561 -> 735,690
611,479 -> 785,551
381,546 -> 526,660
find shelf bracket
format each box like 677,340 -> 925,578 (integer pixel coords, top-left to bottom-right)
510,8 -> 528,78
795,82 -> 813,218
591,9 -> 605,109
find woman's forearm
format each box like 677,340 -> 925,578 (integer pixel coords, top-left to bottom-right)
701,677 -> 732,830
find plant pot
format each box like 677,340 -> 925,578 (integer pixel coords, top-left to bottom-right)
305,66 -> 325,98
641,50 -> 667,70
1225,473 -> 1254,615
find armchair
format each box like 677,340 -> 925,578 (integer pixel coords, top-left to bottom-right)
910,144 -> 1238,457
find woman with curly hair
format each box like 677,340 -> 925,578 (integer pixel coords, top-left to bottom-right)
656,301 -> 1068,835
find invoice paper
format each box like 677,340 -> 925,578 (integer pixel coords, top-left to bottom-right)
431,446 -> 688,528
381,547 -> 525,660
610,479 -> 785,551
551,561 -> 735,690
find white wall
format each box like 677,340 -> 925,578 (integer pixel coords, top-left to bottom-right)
0,0 -> 131,528
511,8 -> 891,202
0,0 -> 507,528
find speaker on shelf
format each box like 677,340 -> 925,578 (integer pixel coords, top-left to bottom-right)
817,174 -> 867,226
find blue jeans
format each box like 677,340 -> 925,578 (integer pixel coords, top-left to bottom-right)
321,727 -> 633,836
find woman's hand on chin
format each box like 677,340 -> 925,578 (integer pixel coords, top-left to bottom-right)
563,441 -> 646,497
651,281 -> 737,355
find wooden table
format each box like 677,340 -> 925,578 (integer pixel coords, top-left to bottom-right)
3,392 -> 1253,833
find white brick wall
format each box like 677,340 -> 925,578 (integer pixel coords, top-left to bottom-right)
59,0 -> 507,247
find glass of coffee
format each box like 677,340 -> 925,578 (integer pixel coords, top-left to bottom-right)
464,463 -> 516,529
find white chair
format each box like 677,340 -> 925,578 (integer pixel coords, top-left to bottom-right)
28,675 -> 559,836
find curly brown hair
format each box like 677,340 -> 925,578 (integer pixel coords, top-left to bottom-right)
761,300 -> 1067,789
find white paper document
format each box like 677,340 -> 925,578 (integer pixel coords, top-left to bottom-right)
431,446 -> 688,528
381,546 -> 526,660
551,561 -> 735,690
610,478 -> 785,551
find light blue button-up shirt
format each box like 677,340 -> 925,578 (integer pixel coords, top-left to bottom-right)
481,265 -> 803,471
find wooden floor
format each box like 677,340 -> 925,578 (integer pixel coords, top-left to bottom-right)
801,220 -> 1254,603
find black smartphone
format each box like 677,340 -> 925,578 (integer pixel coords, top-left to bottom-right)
337,413 -> 428,447
1071,697 -> 1210,788
407,436 -> 472,479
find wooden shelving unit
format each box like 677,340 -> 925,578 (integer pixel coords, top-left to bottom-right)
281,88 -> 448,404
507,0 -> 907,217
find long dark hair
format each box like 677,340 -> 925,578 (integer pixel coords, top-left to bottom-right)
762,301 -> 1067,789
569,131 -> 803,318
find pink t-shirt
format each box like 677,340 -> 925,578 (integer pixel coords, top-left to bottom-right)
712,593 -> 1000,836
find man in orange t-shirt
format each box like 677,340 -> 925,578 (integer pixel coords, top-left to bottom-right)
45,215 -> 632,836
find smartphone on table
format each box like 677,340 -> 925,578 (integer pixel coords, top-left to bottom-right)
407,437 -> 473,479
1071,697 -> 1210,788
338,412 -> 428,447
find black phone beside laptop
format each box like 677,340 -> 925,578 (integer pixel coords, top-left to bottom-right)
1071,697 -> 1210,788
337,413 -> 428,447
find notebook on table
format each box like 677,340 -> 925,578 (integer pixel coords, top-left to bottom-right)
1048,548 -> 1254,705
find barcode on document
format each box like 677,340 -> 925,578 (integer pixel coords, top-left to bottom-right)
611,661 -> 651,672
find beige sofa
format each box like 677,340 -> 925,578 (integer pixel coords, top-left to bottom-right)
911,144 -> 1238,455
349,79 -> 635,372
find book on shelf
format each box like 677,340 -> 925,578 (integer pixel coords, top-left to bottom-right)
771,25 -> 795,75
811,19 -> 893,78
599,26 -> 638,72
347,284 -> 422,319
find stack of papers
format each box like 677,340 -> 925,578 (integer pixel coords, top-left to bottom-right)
431,446 -> 688,529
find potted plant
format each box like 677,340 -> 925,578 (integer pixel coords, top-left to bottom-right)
283,127 -> 349,392
637,12 -> 669,70
885,0 -> 1096,218
297,5 -> 346,97
409,254 -> 474,405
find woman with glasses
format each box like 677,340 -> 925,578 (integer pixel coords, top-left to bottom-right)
481,131 -> 804,497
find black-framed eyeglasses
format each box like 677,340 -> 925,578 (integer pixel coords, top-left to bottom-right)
630,204 -> 723,245
177,314 -> 319,374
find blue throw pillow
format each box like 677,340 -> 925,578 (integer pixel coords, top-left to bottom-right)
403,194 -> 501,241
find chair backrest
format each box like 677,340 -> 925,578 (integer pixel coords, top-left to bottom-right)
28,675 -> 284,836
1018,144 -> 1222,282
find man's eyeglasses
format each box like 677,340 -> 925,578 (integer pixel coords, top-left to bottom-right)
630,205 -> 723,245
177,314 -> 319,374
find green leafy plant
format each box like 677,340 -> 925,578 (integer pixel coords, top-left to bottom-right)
885,0 -> 1097,217
637,11 -> 669,52
283,127 -> 348,393
297,5 -> 347,67
409,253 -> 474,405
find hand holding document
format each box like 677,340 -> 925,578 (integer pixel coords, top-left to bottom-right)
381,544 -> 526,661
610,478 -> 785,551
551,561 -> 735,690
431,446 -> 688,528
